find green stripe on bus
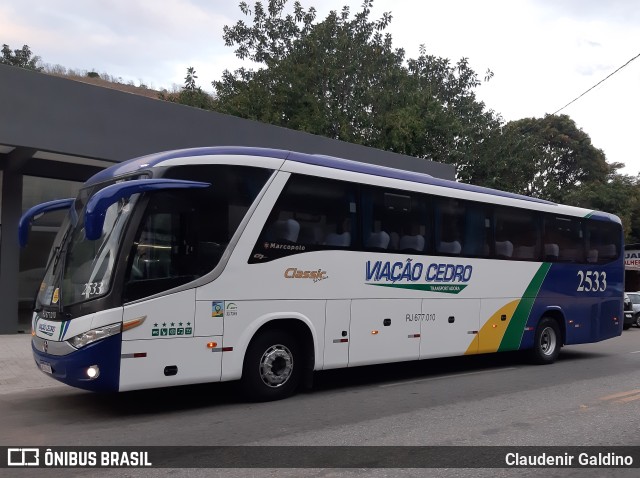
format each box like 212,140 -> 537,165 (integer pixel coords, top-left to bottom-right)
584,211 -> 594,218
58,321 -> 66,341
498,262 -> 551,351
366,283 -> 467,294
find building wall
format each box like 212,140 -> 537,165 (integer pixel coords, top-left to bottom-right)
0,64 -> 454,179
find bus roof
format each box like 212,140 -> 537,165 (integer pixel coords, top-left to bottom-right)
86,146 -> 557,207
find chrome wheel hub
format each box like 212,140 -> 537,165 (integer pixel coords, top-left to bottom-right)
540,327 -> 557,356
259,344 -> 293,388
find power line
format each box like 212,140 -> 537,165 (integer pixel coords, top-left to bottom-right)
551,51 -> 640,116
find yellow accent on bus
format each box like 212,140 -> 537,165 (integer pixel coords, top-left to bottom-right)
465,300 -> 520,354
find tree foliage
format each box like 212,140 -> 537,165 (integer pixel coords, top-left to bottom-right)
158,66 -> 215,110
464,115 -> 611,202
214,0 -> 497,170
564,170 -> 640,243
1,43 -> 43,71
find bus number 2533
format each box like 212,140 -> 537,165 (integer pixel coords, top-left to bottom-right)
576,270 -> 607,292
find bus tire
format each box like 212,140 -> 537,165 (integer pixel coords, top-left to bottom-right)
529,317 -> 561,365
240,329 -> 301,401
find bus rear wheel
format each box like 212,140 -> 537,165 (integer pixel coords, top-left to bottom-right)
529,317 -> 561,364
241,329 -> 301,401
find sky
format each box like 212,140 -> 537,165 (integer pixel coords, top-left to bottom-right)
2,0 -> 640,175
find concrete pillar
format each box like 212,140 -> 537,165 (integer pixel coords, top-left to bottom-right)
0,168 -> 23,333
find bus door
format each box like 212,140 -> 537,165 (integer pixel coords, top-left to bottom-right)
118,195 -> 224,391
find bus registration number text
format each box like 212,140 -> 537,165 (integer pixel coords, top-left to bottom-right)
406,313 -> 436,322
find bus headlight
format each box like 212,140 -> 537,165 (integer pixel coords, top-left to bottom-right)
68,323 -> 122,349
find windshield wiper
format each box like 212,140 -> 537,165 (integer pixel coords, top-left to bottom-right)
51,224 -> 73,273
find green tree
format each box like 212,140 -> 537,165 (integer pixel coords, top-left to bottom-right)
214,0 -> 497,171
398,50 -> 500,178
467,114 -> 610,202
216,1 -> 400,139
158,66 -> 215,110
1,43 -> 43,71
184,66 -> 198,90
459,120 -> 539,194
564,170 -> 640,243
214,0 -> 622,216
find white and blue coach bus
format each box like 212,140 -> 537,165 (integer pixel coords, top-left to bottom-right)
21,147 -> 624,401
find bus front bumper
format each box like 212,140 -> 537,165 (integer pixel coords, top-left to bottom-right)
31,334 -> 121,392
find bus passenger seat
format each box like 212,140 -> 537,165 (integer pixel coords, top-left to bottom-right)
587,249 -> 599,263
544,243 -> 559,260
495,240 -> 513,258
366,231 -> 391,250
270,219 -> 300,243
325,232 -> 351,247
438,240 -> 462,255
399,234 -> 425,252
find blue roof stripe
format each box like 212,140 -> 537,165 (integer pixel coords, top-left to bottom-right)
85,147 -> 289,186
85,146 -> 554,205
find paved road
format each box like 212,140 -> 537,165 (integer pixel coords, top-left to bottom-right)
1,329 -> 639,477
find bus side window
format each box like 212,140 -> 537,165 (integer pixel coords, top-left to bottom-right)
361,187 -> 426,253
131,213 -> 174,280
250,174 -> 356,262
494,207 -> 540,261
544,215 -> 583,263
267,219 -> 300,243
124,196 -> 199,302
585,220 -> 621,264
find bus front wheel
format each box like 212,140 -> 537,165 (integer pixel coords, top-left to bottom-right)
529,317 -> 561,365
240,329 -> 301,401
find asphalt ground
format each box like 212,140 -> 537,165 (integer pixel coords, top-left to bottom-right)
0,333 -> 65,395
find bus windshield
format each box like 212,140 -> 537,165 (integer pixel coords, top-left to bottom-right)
36,186 -> 140,308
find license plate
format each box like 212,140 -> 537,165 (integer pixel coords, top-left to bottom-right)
40,362 -> 52,374
625,313 -> 633,319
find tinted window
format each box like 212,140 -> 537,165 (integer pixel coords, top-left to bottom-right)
544,216 -> 584,262
361,186 -> 428,253
585,220 -> 621,264
494,207 -> 540,260
124,165 -> 271,301
247,172 -> 622,266
250,174 -> 357,263
433,198 -> 490,258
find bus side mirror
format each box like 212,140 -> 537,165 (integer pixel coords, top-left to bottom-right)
18,198 -> 75,247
